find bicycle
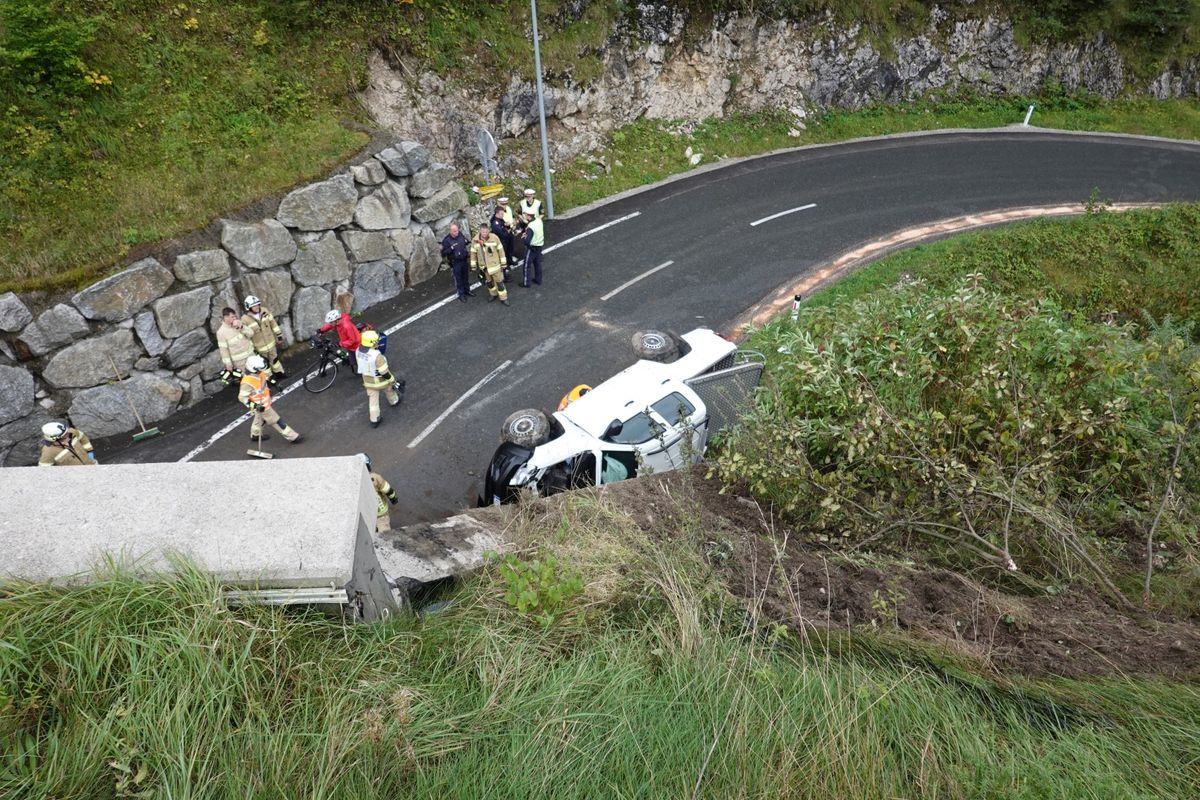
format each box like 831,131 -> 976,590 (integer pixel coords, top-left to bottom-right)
302,335 -> 350,393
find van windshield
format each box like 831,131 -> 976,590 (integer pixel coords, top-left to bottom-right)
651,392 -> 695,425
603,411 -> 659,444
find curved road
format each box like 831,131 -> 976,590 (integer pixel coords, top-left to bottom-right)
104,130 -> 1200,523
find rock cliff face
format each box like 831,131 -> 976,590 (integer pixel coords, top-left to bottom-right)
360,6 -> 1199,169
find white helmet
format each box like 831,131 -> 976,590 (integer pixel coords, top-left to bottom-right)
243,295 -> 262,311
357,452 -> 371,471
324,310 -> 341,324
245,355 -> 268,373
41,421 -> 67,440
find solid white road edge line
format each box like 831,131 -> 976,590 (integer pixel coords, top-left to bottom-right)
406,360 -> 513,449
601,260 -> 675,301
176,214 -> 639,462
749,203 -> 817,227
544,211 -> 640,254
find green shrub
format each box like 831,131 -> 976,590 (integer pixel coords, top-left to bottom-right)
0,0 -> 98,94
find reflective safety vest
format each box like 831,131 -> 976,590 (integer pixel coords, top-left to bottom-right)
526,218 -> 545,248
217,322 -> 254,370
357,348 -> 392,389
520,198 -> 543,219
238,371 -> 273,409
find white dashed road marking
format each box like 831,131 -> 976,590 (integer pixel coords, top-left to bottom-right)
749,203 -> 817,227
601,261 -> 675,301
406,360 -> 513,449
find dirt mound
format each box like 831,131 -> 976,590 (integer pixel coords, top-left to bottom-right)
604,471 -> 1200,680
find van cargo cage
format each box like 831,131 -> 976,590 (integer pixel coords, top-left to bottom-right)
684,349 -> 765,436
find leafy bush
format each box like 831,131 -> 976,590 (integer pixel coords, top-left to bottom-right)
719,275 -> 1200,597
496,552 -> 585,627
0,0 -> 98,94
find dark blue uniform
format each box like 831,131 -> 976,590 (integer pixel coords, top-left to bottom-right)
440,231 -> 472,300
491,214 -> 516,269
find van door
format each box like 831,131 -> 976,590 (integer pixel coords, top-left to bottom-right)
638,391 -> 707,473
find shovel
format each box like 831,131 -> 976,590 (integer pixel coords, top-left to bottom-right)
106,355 -> 161,442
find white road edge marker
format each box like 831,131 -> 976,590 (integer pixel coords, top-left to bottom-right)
176,214 -> 639,462
407,360 -> 513,449
749,202 -> 817,228
601,260 -> 674,301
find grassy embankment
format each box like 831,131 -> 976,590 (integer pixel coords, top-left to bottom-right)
2,0 -> 1198,292
3,205 -> 1198,798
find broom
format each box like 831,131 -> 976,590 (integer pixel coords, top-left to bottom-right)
106,355 -> 162,442
247,427 -> 273,459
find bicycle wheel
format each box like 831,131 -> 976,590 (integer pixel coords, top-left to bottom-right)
303,356 -> 337,393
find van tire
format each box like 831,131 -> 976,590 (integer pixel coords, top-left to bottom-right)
501,409 -> 551,447
631,330 -> 679,363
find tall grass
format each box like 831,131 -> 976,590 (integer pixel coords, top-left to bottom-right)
2,493 -> 1198,798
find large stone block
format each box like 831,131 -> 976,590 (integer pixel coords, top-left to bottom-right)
291,232 -> 351,286
350,159 -> 387,186
153,286 -> 213,339
408,162 -> 457,199
199,350 -> 225,382
340,230 -> 394,263
412,183 -> 470,224
42,330 -> 141,389
72,258 -> 174,322
376,141 -> 430,178
407,229 -> 442,287
387,228 -> 415,262
163,328 -> 213,369
351,260 -> 405,312
277,175 -> 358,231
18,304 -> 91,356
0,364 -> 35,426
67,373 -> 183,438
240,270 -> 295,318
173,249 -> 231,285
208,280 -> 240,334
133,311 -> 168,357
354,180 -> 411,230
292,286 -> 331,341
0,408 -> 51,466
0,292 -> 32,332
220,219 -> 297,271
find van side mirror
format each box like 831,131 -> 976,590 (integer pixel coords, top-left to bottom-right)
603,419 -> 623,439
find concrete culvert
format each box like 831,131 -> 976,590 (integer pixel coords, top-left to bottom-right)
501,408 -> 551,447
631,330 -> 679,362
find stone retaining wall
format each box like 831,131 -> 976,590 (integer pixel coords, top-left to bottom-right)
0,139 -> 470,466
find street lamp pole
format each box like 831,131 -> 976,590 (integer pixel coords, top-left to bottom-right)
530,0 -> 555,218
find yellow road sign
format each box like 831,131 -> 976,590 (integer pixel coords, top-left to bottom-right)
477,183 -> 505,194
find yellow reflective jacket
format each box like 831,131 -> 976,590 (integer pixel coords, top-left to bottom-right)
357,348 -> 393,390
470,233 -> 505,275
241,309 -> 281,352
217,322 -> 254,370
38,428 -> 95,466
370,472 -> 397,517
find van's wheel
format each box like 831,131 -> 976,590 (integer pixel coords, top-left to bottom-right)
631,330 -> 679,363
501,409 -> 551,447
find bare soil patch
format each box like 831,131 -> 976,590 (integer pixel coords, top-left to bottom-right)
586,470 -> 1200,680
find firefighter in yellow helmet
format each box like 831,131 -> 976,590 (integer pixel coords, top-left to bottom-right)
557,384 -> 592,411
359,453 -> 398,533
37,421 -> 97,466
357,330 -> 404,428
238,355 -> 302,446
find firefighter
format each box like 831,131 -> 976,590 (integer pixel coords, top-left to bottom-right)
470,222 -> 509,306
37,421 -> 97,466
359,453 -> 398,533
240,295 -> 286,378
216,307 -> 254,385
440,222 -> 473,303
492,202 -> 516,273
557,384 -> 592,411
519,187 -> 544,221
357,330 -> 403,428
520,211 -> 545,287
238,355 -> 301,445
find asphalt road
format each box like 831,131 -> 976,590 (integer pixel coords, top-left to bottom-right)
103,130 -> 1200,524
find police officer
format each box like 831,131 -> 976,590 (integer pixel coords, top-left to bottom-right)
240,295 -> 286,378
520,211 -> 545,287
238,355 -> 301,445
440,222 -> 473,303
216,307 -> 254,385
37,421 -> 97,466
357,330 -> 403,427
519,188 -> 544,221
471,223 -> 509,306
491,201 -> 516,274
359,453 -> 399,533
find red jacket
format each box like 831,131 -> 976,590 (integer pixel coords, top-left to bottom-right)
319,313 -> 361,350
